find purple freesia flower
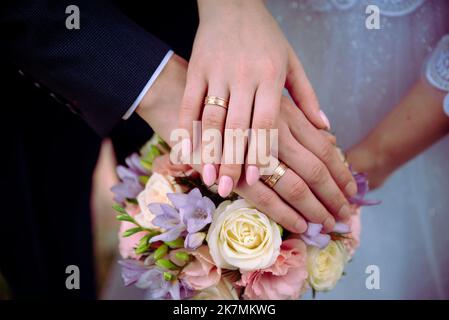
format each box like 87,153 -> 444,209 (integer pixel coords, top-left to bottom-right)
118,260 -> 148,286
148,188 -> 215,250
146,203 -> 185,243
300,223 -> 331,249
169,188 -> 215,233
349,171 -> 381,206
125,153 -> 148,176
137,267 -> 194,300
301,222 -> 351,249
111,153 -> 149,203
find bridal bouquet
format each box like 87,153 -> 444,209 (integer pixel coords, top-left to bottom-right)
111,135 -> 376,300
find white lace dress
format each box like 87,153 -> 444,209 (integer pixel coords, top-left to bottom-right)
266,0 -> 449,299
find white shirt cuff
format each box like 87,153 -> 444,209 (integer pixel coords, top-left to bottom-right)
122,50 -> 174,120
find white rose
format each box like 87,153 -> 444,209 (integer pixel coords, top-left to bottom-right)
307,240 -> 348,291
206,199 -> 282,271
193,278 -> 240,300
134,172 -> 182,229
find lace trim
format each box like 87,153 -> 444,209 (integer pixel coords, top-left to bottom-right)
426,35 -> 449,92
296,0 -> 426,16
373,0 -> 426,17
330,0 -> 358,10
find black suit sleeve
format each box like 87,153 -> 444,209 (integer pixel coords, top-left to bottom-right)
1,0 -> 171,136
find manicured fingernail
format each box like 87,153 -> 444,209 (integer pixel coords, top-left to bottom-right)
246,165 -> 260,186
218,176 -> 233,198
202,164 -> 216,186
338,204 -> 352,219
323,216 -> 335,232
333,222 -> 351,233
319,110 -> 331,130
181,138 -> 191,159
345,181 -> 358,197
294,219 -> 307,233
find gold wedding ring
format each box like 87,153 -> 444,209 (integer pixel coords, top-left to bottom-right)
204,96 -> 229,110
263,161 -> 288,188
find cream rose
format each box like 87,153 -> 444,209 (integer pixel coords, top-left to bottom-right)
307,240 -> 348,291
134,172 -> 182,229
206,199 -> 282,271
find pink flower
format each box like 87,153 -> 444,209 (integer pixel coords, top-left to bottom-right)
118,204 -> 147,259
179,246 -> 221,290
343,208 -> 361,257
152,154 -> 192,177
236,239 -> 308,300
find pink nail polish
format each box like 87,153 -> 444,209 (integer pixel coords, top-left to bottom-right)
218,176 -> 233,198
319,110 -> 331,130
246,165 -> 260,186
203,164 -> 216,186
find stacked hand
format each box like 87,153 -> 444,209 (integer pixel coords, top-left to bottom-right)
138,0 -> 357,234
137,54 -> 357,233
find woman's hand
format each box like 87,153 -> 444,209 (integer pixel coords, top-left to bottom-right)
137,54 -> 355,234
235,96 -> 357,233
178,0 -> 329,197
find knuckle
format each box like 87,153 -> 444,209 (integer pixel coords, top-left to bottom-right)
319,141 -> 335,163
234,63 -> 252,82
181,95 -> 197,113
226,117 -> 247,130
335,167 -> 353,186
256,189 -> 276,208
308,162 -> 327,186
202,111 -> 224,128
254,114 -> 276,130
287,179 -> 309,202
261,57 -> 281,79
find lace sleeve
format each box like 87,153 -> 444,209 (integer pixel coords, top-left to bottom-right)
425,35 -> 449,116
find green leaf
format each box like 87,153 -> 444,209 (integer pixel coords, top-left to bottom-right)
174,251 -> 190,262
112,203 -> 127,214
153,244 -> 168,260
122,227 -> 142,237
135,244 -> 150,255
157,137 -> 171,153
139,175 -> 150,185
116,214 -> 135,223
163,272 -> 175,281
134,234 -> 152,254
141,145 -> 161,165
140,159 -> 153,171
164,238 -> 184,249
155,258 -> 178,270
138,234 -> 151,246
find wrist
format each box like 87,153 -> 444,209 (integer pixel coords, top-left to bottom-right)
197,0 -> 264,20
346,138 -> 391,190
136,54 -> 188,143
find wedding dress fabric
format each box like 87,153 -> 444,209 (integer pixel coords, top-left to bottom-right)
266,0 -> 449,299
